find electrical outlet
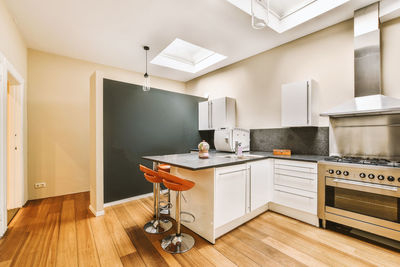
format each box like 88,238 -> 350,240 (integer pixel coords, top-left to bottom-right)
34,182 -> 46,189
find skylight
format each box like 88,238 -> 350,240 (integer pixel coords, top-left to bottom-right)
226,0 -> 350,33
150,38 -> 227,73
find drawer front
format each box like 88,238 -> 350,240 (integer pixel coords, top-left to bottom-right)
274,173 -> 317,192
273,185 -> 317,214
274,159 -> 317,174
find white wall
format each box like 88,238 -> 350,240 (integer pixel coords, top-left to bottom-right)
27,49 -> 186,200
0,0 -> 27,80
186,18 -> 400,129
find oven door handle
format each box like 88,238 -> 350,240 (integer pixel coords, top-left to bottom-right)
332,178 -> 398,192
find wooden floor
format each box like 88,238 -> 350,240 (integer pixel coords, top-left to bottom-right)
6,209 -> 19,225
1,192 -> 400,267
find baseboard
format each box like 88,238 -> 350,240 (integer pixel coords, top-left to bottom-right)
269,202 -> 319,227
89,205 -> 105,217
28,189 -> 90,201
103,190 -> 167,208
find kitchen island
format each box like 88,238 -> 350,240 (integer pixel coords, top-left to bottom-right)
143,152 -> 323,243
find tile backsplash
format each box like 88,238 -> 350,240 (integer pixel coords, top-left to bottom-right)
250,127 -> 329,156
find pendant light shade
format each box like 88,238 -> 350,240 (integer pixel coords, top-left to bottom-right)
143,46 -> 150,91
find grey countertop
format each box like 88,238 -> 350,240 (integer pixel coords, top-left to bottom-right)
142,151 -> 326,171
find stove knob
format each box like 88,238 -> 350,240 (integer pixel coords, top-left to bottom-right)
368,174 -> 375,179
378,175 -> 385,180
387,176 -> 395,182
360,173 -> 366,178
328,169 -> 334,174
336,170 -> 342,175
343,171 -> 349,176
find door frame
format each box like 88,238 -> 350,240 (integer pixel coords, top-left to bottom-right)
0,52 -> 26,237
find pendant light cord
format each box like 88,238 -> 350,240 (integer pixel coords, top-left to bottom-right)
145,49 -> 148,74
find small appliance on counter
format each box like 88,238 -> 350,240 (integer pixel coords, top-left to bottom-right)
198,140 -> 210,159
214,128 -> 250,152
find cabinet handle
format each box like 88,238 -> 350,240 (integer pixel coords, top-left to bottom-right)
208,101 -> 211,129
210,101 -> 213,129
218,169 -> 246,176
275,173 -> 314,181
307,81 -> 310,125
275,189 -> 314,199
247,166 -> 251,212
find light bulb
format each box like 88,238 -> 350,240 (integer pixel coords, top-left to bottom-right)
143,73 -> 150,92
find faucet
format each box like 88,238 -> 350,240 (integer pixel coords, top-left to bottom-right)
235,141 -> 242,155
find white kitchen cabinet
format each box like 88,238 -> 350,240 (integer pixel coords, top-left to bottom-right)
248,159 -> 272,211
198,97 -> 236,130
281,80 -> 318,127
215,164 -> 247,228
271,159 -> 319,226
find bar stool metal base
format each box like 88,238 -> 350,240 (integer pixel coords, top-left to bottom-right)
144,219 -> 172,234
161,233 -> 195,254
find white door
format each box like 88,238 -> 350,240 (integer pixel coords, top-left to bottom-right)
7,84 -> 23,210
215,165 -> 247,227
281,81 -> 309,127
211,97 -> 226,129
249,160 -> 270,211
198,101 -> 210,130
0,62 -> 5,235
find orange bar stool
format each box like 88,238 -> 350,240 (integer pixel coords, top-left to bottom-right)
158,170 -> 195,254
157,164 -> 171,215
139,165 -> 172,234
157,164 -> 170,172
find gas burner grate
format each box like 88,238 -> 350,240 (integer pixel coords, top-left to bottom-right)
324,156 -> 400,167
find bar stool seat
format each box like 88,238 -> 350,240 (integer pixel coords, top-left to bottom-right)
158,164 -> 170,172
139,165 -> 172,234
158,170 -> 195,254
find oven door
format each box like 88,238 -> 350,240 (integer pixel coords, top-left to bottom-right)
325,177 -> 400,223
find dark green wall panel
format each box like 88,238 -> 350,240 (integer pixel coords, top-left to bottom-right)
103,79 -> 205,203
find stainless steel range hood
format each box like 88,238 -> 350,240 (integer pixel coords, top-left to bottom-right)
321,3 -> 400,117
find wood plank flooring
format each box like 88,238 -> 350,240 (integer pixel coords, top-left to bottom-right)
1,192 -> 399,267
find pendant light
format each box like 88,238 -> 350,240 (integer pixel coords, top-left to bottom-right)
143,46 -> 150,91
251,0 -> 269,30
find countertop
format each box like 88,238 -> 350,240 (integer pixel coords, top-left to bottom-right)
142,151 -> 326,171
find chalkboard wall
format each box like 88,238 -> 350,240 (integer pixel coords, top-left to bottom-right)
103,79 -> 205,203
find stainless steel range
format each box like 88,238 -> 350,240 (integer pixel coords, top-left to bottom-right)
318,157 -> 400,242
317,3 -> 400,244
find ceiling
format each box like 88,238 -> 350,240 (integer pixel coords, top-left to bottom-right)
5,0 -> 380,82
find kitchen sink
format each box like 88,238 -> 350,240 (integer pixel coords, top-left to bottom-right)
218,154 -> 264,160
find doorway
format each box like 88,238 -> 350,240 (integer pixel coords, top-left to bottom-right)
0,53 -> 26,237
6,75 -> 23,224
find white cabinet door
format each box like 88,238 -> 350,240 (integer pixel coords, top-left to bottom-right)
198,101 -> 210,130
281,80 -> 309,127
211,97 -> 226,129
215,164 -> 247,228
249,160 -> 271,211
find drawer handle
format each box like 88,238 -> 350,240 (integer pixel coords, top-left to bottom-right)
275,189 -> 314,199
275,173 -> 314,181
218,169 -> 246,175
275,164 -> 314,170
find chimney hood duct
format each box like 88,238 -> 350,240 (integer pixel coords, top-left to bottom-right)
321,2 -> 400,117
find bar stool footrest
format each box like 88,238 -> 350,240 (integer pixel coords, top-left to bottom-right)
180,211 -> 195,223
144,219 -> 173,234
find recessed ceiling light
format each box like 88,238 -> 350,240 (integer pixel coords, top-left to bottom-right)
150,38 -> 227,73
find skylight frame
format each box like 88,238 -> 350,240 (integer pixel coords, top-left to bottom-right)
150,38 -> 227,74
226,0 -> 350,33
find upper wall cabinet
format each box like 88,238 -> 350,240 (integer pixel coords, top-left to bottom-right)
199,97 -> 236,130
281,80 -> 318,127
